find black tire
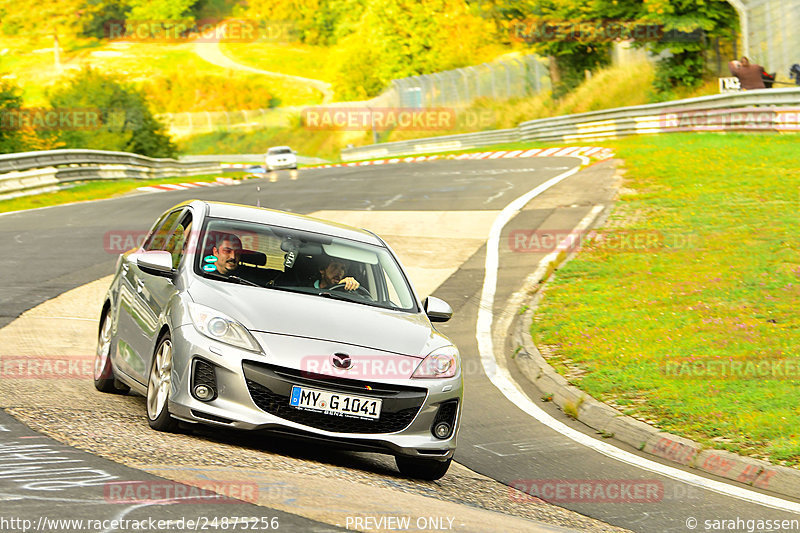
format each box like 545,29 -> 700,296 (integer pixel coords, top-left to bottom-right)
395,456 -> 452,481
94,308 -> 129,394
146,333 -> 179,432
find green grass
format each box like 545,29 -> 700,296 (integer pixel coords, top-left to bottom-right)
178,123 -> 370,162
0,36 -> 321,109
0,173 -> 247,213
219,42 -> 334,82
531,133 -> 800,466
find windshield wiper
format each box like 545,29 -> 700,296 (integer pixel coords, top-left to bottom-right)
204,271 -> 260,287
228,275 -> 260,287
317,291 -> 352,301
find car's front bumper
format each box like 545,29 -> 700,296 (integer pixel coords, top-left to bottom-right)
167,324 -> 462,459
265,159 -> 297,170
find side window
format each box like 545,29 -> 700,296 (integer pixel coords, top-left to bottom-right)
144,210 -> 182,252
141,211 -> 170,250
165,213 -> 193,269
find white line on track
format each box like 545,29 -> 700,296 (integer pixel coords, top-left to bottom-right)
475,158 -> 800,514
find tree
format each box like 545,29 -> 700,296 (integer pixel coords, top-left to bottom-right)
330,0 -> 495,99
639,0 -> 737,94
493,0 -> 737,97
0,0 -> 89,69
241,0 -> 366,45
47,69 -> 176,157
0,80 -> 33,153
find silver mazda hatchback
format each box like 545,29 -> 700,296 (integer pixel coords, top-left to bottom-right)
95,200 -> 462,480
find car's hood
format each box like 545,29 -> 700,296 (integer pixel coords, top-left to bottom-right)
187,279 -> 444,357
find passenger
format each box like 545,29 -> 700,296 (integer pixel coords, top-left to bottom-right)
212,233 -> 242,276
315,256 -> 360,291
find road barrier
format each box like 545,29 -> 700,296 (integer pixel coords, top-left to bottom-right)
341,87 -> 800,161
0,149 -> 221,200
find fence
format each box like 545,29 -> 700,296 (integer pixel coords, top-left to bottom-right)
384,55 -> 549,109
340,87 -> 800,160
0,149 -> 221,200
158,55 -> 549,137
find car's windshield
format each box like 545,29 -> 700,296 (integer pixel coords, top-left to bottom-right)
196,217 -> 418,312
268,148 -> 292,155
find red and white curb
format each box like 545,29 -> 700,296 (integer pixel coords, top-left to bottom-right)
305,146 -> 614,170
137,177 -> 238,193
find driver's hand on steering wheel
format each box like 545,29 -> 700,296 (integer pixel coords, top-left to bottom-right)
340,277 -> 360,291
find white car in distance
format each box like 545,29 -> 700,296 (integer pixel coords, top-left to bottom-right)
265,146 -> 298,171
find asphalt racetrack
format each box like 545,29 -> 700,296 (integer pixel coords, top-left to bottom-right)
1,156 -> 798,532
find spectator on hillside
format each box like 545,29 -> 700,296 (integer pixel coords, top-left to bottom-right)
790,64 -> 800,86
728,57 -> 766,90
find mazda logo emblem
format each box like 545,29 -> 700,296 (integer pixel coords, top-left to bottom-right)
331,353 -> 352,369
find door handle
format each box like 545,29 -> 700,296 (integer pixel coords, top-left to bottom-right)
121,263 -> 129,275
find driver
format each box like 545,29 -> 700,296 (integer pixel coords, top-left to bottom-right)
212,233 -> 242,276
315,256 -> 360,291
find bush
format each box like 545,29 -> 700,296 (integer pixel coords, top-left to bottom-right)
47,69 -> 176,157
0,80 -> 34,154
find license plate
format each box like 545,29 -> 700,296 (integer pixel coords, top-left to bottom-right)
289,385 -> 381,420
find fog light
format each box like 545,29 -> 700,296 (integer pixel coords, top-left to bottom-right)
434,422 -> 451,439
194,384 -> 214,401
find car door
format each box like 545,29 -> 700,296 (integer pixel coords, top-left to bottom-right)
115,209 -> 185,384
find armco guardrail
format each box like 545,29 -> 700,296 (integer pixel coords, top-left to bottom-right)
341,128 -> 521,161
0,149 -> 221,200
341,88 -> 800,161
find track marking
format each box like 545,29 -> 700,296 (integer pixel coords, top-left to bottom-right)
475,158 -> 800,514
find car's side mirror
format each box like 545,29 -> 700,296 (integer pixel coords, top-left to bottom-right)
424,296 -> 452,322
136,250 -> 175,278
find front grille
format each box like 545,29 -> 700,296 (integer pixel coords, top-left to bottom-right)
243,361 -> 427,434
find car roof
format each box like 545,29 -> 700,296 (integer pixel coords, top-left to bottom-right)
267,146 -> 291,151
190,200 -> 383,246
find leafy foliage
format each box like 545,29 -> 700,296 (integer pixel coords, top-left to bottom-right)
0,80 -> 34,153
491,0 -> 737,97
329,0 -> 496,99
142,74 -> 277,113
239,0 -> 367,45
47,69 -> 175,157
641,0 -> 737,94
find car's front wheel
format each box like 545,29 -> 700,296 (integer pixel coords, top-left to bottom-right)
395,456 -> 452,481
146,333 -> 179,432
94,308 -> 129,394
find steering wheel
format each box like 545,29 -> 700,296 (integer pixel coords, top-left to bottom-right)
328,283 -> 374,300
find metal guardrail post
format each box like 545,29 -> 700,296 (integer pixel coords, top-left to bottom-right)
0,149 -> 223,199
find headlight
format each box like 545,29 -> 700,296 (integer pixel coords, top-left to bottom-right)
188,302 -> 262,352
412,345 -> 460,379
